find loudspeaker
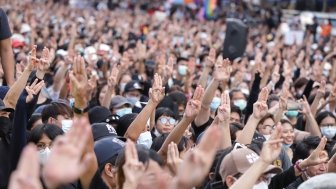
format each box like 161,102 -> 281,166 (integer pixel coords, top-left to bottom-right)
222,18 -> 248,60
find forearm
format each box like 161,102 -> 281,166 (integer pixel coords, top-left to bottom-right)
198,67 -> 211,88
230,160 -> 268,189
3,69 -> 32,109
158,116 -> 193,156
273,108 -> 285,123
219,119 -> 231,149
260,69 -> 271,88
101,87 -> 115,108
304,113 -> 322,137
236,116 -> 260,144
124,100 -> 157,141
52,64 -> 68,92
0,40 -> 15,86
311,94 -> 323,116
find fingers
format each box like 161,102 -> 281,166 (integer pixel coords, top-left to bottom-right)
192,85 -> 204,101
270,122 -> 282,140
17,144 -> 39,178
215,55 -> 223,66
209,48 -> 216,59
274,64 -> 280,73
316,136 -> 327,152
32,80 -> 45,93
258,87 -> 269,102
221,91 -> 230,105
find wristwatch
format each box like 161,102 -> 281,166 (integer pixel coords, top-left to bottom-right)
73,106 -> 89,114
295,159 -> 306,172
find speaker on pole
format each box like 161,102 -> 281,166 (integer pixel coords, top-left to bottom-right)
223,18 -> 248,60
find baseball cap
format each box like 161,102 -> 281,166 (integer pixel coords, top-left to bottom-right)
124,80 -> 142,93
91,123 -> 119,141
110,95 -> 132,109
220,148 -> 282,180
94,137 -> 125,167
298,173 -> 336,189
0,98 -> 14,113
88,106 -> 116,124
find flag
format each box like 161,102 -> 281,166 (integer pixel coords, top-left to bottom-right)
204,0 -> 217,19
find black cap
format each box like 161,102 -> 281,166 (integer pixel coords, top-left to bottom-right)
0,98 -> 14,112
88,106 -> 112,124
94,137 -> 125,167
124,80 -> 142,93
92,123 -> 118,141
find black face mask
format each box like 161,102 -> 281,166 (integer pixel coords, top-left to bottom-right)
0,116 -> 12,138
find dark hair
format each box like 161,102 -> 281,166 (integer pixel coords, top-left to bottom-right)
280,119 -> 293,128
116,146 -> 164,189
315,111 -> 336,127
116,113 -> 138,136
257,114 -> 274,132
231,105 -> 242,121
267,94 -> 279,108
169,91 -> 187,107
229,89 -> 246,100
292,136 -> 331,164
230,122 -> 244,141
41,101 -> 73,123
154,107 -> 176,123
28,124 -> 64,144
150,133 -> 188,152
27,113 -> 42,130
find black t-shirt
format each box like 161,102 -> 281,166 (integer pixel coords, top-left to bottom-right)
0,8 -> 11,40
192,117 -> 214,140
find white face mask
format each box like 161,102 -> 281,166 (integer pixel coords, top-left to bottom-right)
263,134 -> 271,141
137,131 -> 153,149
320,126 -> 336,139
61,119 -> 73,133
233,99 -> 247,110
39,147 -> 51,164
252,181 -> 268,189
115,107 -> 132,117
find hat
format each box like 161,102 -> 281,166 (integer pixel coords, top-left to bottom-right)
0,98 -> 14,112
124,80 -> 142,93
298,173 -> 336,189
94,137 -> 125,167
91,122 -> 118,141
20,23 -> 31,34
219,148 -> 282,180
11,33 -> 25,48
88,106 -> 112,124
110,95 -> 132,109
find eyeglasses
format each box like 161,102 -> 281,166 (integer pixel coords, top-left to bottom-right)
262,124 -> 275,130
321,124 -> 336,127
159,117 -> 176,125
37,142 -> 52,150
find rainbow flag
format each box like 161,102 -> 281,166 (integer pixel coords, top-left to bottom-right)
204,0 -> 217,19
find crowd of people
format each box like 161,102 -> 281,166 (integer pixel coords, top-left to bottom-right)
1,0 -> 336,189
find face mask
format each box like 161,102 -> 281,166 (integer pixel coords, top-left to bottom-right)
320,126 -> 336,139
61,119 -> 73,133
263,134 -> 271,140
39,147 -> 51,164
126,96 -> 139,105
241,88 -> 250,96
252,181 -> 268,189
286,110 -> 299,118
137,131 -> 153,149
115,107 -> 132,117
178,65 -> 188,76
168,78 -> 174,88
233,99 -> 247,110
210,97 -> 221,112
119,83 -> 126,92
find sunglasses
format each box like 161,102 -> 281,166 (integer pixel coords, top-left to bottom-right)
159,117 -> 176,125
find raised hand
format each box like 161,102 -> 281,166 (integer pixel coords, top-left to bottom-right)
27,45 -> 39,71
217,92 -> 231,122
213,56 -> 231,82
167,142 -> 182,175
164,55 -> 174,80
25,79 -> 45,103
9,144 -> 42,189
300,137 -> 329,168
271,64 -> 280,84
317,80 -> 326,97
42,117 -> 93,189
107,64 -> 120,89
16,62 -> 25,79
184,85 -> 204,119
205,48 -> 216,68
149,73 -> 165,104
173,125 -> 221,188
38,47 -> 51,73
253,87 -> 269,119
259,123 -> 283,164
123,140 -> 145,188
69,55 -> 88,107
299,96 -> 312,115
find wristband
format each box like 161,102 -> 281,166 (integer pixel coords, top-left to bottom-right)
73,106 -> 89,114
295,159 -> 306,172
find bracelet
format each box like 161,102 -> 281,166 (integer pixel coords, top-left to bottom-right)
295,159 -> 306,172
73,106 -> 89,114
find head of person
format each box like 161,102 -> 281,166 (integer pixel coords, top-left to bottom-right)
94,137 -> 125,189
256,114 -> 275,139
176,57 -> 188,76
154,107 -> 177,136
210,88 -> 222,113
27,113 -> 42,130
109,95 -> 132,117
151,133 -> 188,157
41,101 -> 73,132
316,111 -> 336,140
28,124 -> 64,164
230,105 -> 242,123
116,146 -> 170,189
115,113 -> 138,137
168,91 -> 187,118
292,136 -> 331,178
267,94 -> 279,109
118,73 -> 132,94
220,148 -> 281,188
123,80 -> 143,105
230,122 -> 244,141
229,89 -> 247,111
280,119 -> 295,147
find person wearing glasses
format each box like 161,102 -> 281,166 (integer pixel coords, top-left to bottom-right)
151,107 -> 177,139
